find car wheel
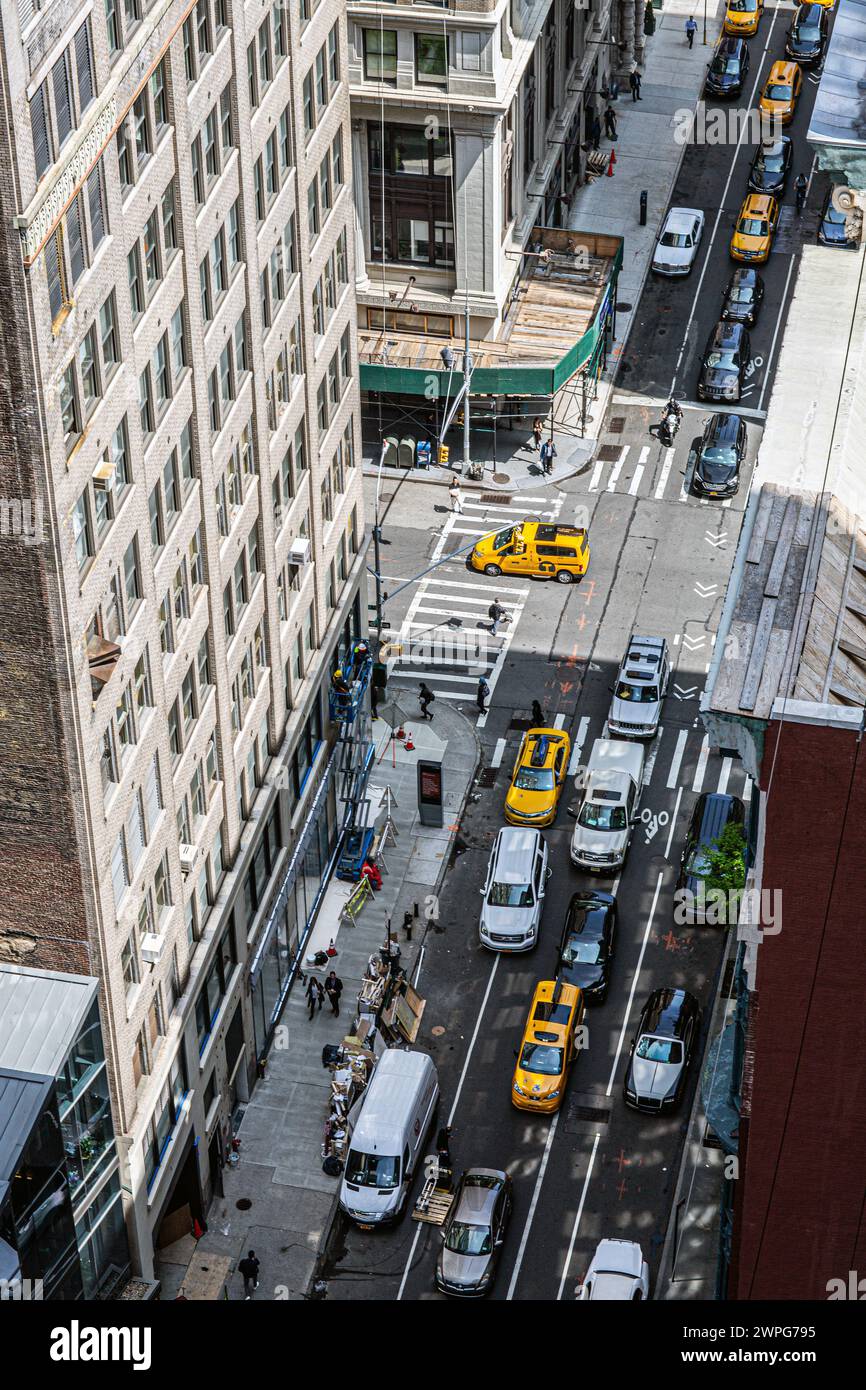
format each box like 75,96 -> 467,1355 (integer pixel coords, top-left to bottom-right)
483,563 -> 502,577
556,570 -> 574,584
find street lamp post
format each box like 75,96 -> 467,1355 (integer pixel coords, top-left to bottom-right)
462,309 -> 473,476
703,0 -> 707,45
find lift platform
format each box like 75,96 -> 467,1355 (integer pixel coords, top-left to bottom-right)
329,656 -> 373,723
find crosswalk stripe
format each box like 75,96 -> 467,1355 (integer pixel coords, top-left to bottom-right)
391,669 -> 484,685
655,448 -> 676,500
607,446 -> 629,492
588,459 -> 604,492
414,577 -> 530,596
692,736 -> 710,792
568,716 -> 591,774
491,738 -> 507,769
553,713 -> 566,729
643,727 -> 662,785
629,464 -> 645,497
717,757 -> 732,795
667,729 -> 688,789
411,603 -> 522,620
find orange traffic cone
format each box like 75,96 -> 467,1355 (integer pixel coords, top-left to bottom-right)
395,725 -> 406,741
606,149 -> 616,177
327,938 -> 338,957
404,731 -> 415,751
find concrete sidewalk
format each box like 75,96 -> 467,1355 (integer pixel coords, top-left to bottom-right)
166,702 -> 480,1300
361,427 -> 594,493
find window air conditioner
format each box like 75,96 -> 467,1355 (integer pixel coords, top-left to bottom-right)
140,933 -> 164,965
289,537 -> 312,566
179,843 -> 196,875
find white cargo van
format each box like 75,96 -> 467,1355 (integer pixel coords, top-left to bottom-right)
339,1049 -> 439,1227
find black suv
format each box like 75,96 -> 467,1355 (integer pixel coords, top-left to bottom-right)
786,3 -> 828,67
705,37 -> 750,98
747,136 -> 792,196
689,414 -> 747,498
557,891 -> 617,1003
818,189 -> 861,249
675,792 -> 746,924
721,267 -> 764,327
697,321 -> 751,403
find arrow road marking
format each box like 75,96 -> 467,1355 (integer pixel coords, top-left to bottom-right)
673,684 -> 699,701
681,633 -> 707,651
705,529 -> 727,548
694,581 -> 718,598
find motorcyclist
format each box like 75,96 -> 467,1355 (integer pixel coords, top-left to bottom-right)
659,397 -> 682,443
795,172 -> 807,214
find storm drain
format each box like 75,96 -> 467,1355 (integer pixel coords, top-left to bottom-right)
481,493 -> 510,505
477,768 -> 498,788
608,416 -> 626,434
597,444 -> 622,462
572,1105 -> 611,1124
236,1198 -> 252,1211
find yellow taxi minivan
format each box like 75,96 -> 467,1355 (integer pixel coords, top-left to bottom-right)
759,61 -> 802,125
512,980 -> 585,1113
730,193 -> 779,263
724,0 -> 764,36
470,520 -> 589,584
505,728 -> 571,827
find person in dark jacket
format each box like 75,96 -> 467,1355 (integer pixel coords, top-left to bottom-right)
604,105 -> 618,140
531,700 -> 544,726
324,971 -> 344,1017
306,976 -> 324,1020
629,69 -> 642,101
419,683 -> 435,719
239,1250 -> 260,1299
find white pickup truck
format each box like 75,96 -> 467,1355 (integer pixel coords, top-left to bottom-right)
569,739 -> 645,872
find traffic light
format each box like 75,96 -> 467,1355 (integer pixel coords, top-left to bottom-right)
437,444 -> 449,465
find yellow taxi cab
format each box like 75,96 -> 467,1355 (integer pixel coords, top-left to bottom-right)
730,193 -> 779,264
504,728 -> 571,827
723,0 -> 763,36
470,520 -> 589,584
759,61 -> 802,126
512,980 -> 585,1113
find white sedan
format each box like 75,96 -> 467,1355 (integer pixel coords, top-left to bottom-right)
652,207 -> 705,276
576,1239 -> 650,1301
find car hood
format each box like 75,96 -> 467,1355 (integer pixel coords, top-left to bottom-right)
609,695 -> 657,729
707,69 -> 739,88
571,824 -> 629,859
438,1249 -> 490,1287
480,903 -> 535,937
820,219 -> 854,244
702,365 -> 740,389
505,786 -> 551,819
750,168 -> 783,190
654,243 -> 693,268
696,457 -> 737,485
514,1068 -> 561,1099
631,1056 -> 680,1100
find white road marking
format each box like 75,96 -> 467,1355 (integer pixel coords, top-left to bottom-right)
717,757 -> 732,795
606,872 -> 664,1097
607,446 -> 629,491
628,464 -> 645,496
588,459 -> 605,492
553,713 -> 567,729
556,1132 -> 602,1302
654,448 -> 676,499
643,728 -> 663,785
491,738 -> 507,769
743,776 -> 753,803
692,736 -> 710,792
505,1111 -> 560,1301
665,786 -> 683,860
568,716 -> 591,774
667,729 -> 688,788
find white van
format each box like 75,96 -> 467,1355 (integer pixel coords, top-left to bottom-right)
339,1049 -> 439,1227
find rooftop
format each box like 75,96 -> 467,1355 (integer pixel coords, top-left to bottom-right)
0,964 -> 98,1079
807,0 -> 866,151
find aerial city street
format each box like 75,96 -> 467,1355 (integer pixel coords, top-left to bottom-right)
0,0 -> 862,1355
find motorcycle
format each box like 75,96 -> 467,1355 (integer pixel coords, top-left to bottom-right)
657,409 -> 681,447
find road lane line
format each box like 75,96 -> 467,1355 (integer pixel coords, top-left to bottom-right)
654,447 -> 676,499
665,786 -> 683,860
505,1112 -> 561,1301
553,713 -> 567,729
606,872 -> 664,1097
491,737 -> 507,768
588,459 -> 604,492
692,736 -> 710,792
556,1132 -> 602,1302
569,716 -> 591,774
717,756 -> 732,794
667,729 -> 688,788
628,464 -> 645,497
607,446 -> 629,492
643,728 -> 663,785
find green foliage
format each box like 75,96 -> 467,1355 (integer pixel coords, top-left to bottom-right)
703,821 -> 747,923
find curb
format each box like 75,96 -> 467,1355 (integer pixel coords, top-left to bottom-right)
360,462 -> 589,493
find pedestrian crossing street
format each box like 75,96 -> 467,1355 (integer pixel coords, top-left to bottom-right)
586,444 -> 736,506
388,491 -> 565,723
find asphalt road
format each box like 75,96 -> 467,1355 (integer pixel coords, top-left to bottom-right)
323,8 -> 832,1302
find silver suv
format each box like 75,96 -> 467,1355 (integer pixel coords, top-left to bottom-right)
607,636 -> 669,739
479,827 -> 549,951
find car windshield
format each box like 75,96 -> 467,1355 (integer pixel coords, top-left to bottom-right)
728,285 -> 754,302
579,801 -> 627,831
345,1150 -> 400,1189
824,205 -> 846,226
701,445 -> 736,466
712,57 -> 741,74
520,1041 -> 564,1075
562,936 -> 602,965
514,766 -> 555,791
491,525 -> 514,550
793,19 -> 819,36
489,880 -> 533,908
739,216 -> 769,236
766,83 -> 792,100
706,349 -> 739,370
616,681 -> 659,703
730,0 -> 757,9
445,1221 -> 492,1256
636,1036 -> 683,1064
660,230 -> 692,248
756,150 -> 783,172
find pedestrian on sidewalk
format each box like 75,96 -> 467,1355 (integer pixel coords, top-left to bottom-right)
488,599 -> 507,636
540,438 -> 557,475
590,114 -> 602,150
419,682 -> 435,719
476,676 -> 490,714
604,105 -> 617,140
239,1250 -> 260,1299
531,699 -> 544,727
306,976 -> 324,1020
324,970 -> 344,1017
685,17 -> 697,47
532,417 -> 544,451
629,68 -> 642,102
449,481 -> 464,513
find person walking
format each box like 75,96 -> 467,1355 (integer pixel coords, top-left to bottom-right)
604,105 -> 617,140
419,682 -> 435,719
305,976 -> 324,1020
476,676 -> 490,714
324,970 -> 343,1017
532,417 -> 544,451
488,599 -> 507,636
629,68 -> 642,102
795,172 -> 807,215
540,438 -> 557,476
239,1250 -> 260,1300
590,114 -> 602,150
531,699 -> 544,727
685,16 -> 697,48
449,482 -> 464,513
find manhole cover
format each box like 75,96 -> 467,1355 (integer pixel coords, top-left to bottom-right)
236,1198 -> 252,1211
481,493 -> 510,504
608,416 -> 625,434
477,768 -> 497,788
616,301 -> 633,312
657,327 -> 667,336
572,1105 -> 611,1124
492,472 -> 510,484
597,444 -> 621,462
431,1025 -> 446,1037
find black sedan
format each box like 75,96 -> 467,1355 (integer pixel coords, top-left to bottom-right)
623,988 -> 701,1114
689,413 -> 747,499
721,267 -> 764,327
786,3 -> 828,67
704,37 -> 750,99
747,136 -> 792,196
557,891 -> 616,1003
818,190 -> 860,249
697,321 -> 751,404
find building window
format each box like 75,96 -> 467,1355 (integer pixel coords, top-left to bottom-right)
416,33 -> 447,86
143,1052 -> 188,1189
364,29 -> 397,83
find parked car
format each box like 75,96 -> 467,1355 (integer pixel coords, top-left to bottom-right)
697,321 -> 751,403
651,207 -> 705,276
479,826 -> 549,953
705,36 -> 750,98
435,1169 -> 512,1297
512,979 -> 584,1113
721,267 -> 764,327
569,739 -> 645,872
557,892 -> 616,1003
675,792 -> 746,924
747,136 -> 792,196
607,635 -> 670,740
730,193 -> 780,264
688,413 -> 747,498
576,1239 -> 651,1300
340,1050 -> 439,1226
786,3 -> 829,65
724,0 -> 764,36
759,60 -> 803,126
623,988 -> 701,1113
817,189 -> 861,249
504,728 -> 571,827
